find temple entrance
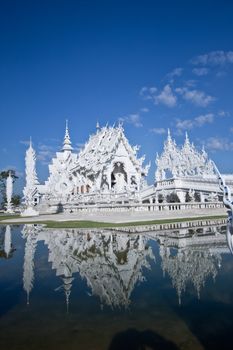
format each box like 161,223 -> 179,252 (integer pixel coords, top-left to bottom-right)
111,162 -> 127,192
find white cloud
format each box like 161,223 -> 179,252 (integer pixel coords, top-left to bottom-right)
166,67 -> 183,82
218,110 -> 230,117
176,87 -> 215,107
20,140 -> 31,146
184,80 -> 197,88
119,113 -> 143,128
195,113 -> 214,126
216,71 -> 226,78
37,144 -> 57,165
205,137 -> 233,152
150,128 -> 166,135
192,67 -> 209,76
176,119 -> 195,131
140,107 -> 149,113
192,50 -> 233,66
140,84 -> 177,107
140,86 -> 157,99
154,84 -> 177,107
176,113 -> 214,132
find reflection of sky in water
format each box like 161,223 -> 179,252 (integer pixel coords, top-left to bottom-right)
0,220 -> 233,350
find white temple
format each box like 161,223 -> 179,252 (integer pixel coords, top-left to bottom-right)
22,123 -> 233,214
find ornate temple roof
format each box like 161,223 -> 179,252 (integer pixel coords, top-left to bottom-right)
155,130 -> 214,180
72,124 -> 149,176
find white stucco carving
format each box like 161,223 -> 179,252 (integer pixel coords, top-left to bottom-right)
155,130 -> 214,181
21,139 -> 39,216
6,172 -> 13,213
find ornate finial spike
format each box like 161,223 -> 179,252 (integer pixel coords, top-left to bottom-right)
29,136 -> 32,148
166,129 -> 172,144
118,120 -> 124,130
62,120 -> 73,152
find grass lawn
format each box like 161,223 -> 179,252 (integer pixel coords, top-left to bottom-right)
0,214 -> 226,229
0,214 -> 20,222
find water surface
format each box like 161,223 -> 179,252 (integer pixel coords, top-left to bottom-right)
0,220 -> 232,349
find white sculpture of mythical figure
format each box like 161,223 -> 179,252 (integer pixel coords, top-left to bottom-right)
188,189 -> 195,202
212,161 -> 233,254
101,174 -> 109,193
115,173 -> 127,193
6,172 -> 13,213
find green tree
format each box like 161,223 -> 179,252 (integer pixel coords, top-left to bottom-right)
11,194 -> 21,207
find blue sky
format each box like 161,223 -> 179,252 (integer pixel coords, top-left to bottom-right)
1,0 -> 233,193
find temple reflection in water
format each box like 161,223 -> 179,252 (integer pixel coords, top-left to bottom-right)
6,219 -> 228,310
21,225 -> 155,309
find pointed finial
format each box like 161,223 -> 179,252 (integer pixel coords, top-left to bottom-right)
166,128 -> 172,144
118,120 -> 124,130
29,136 -> 32,148
185,131 -> 190,144
62,120 -> 73,152
96,121 -> 100,132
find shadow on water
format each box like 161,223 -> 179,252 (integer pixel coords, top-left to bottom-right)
108,328 -> 179,350
175,301 -> 233,350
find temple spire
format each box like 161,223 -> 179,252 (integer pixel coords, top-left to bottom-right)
165,128 -> 176,149
21,139 -> 39,217
62,120 -> 73,152
185,131 -> 190,145
167,129 -> 173,145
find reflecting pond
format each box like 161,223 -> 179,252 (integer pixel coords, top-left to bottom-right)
0,219 -> 233,349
